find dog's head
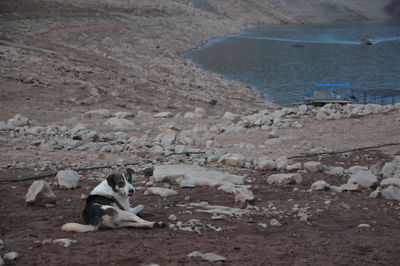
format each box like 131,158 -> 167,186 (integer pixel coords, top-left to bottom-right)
106,168 -> 135,197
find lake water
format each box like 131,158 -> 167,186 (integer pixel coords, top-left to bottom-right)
183,20 -> 400,106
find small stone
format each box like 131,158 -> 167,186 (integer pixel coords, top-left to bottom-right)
104,118 -> 135,130
188,251 -> 204,258
144,187 -> 178,197
26,180 -> 57,206
53,238 -> 77,247
340,183 -> 360,191
357,224 -> 371,228
3,252 -> 18,261
56,169 -> 80,189
168,214 -> 177,221
369,187 -> 382,198
234,187 -> 255,204
202,253 -> 227,262
328,185 -> 344,193
218,154 -> 245,167
154,112 -> 173,118
382,186 -> 400,201
270,219 -> 282,226
310,180 -> 329,191
259,223 -> 267,228
348,171 -> 378,188
304,161 -> 324,172
0,239 -> 4,250
267,173 -> 302,185
114,111 -> 134,119
84,109 -> 112,118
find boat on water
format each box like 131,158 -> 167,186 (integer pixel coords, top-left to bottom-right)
361,37 -> 373,45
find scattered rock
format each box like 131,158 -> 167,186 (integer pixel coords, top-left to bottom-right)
256,157 -> 277,170
341,183 -> 360,191
369,187 -> 382,198
154,112 -> 173,118
84,109 -> 112,118
348,165 -> 369,174
168,214 -> 177,221
357,224 -> 371,228
267,173 -> 302,185
55,169 -> 80,189
234,187 -> 255,204
276,156 -> 288,170
153,164 -> 245,188
7,114 -> 31,127
104,118 -> 135,130
223,111 -> 241,123
53,238 -> 77,247
25,180 -> 56,206
380,177 -> 400,189
381,186 -> 400,201
218,153 -> 246,167
310,180 -> 329,191
114,111 -> 134,119
3,252 -> 18,261
304,161 -> 324,172
144,187 -> 178,197
328,185 -> 344,193
203,253 -> 227,262
270,219 -> 282,226
348,171 -> 379,188
188,251 -> 204,258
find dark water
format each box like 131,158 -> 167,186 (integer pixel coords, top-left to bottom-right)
183,20 -> 400,106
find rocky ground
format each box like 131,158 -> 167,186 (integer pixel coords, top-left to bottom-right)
1,0 -> 400,265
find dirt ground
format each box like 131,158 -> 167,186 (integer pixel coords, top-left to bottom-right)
1,150 -> 400,265
1,0 -> 400,265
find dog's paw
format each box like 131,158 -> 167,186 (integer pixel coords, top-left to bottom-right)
154,221 -> 166,228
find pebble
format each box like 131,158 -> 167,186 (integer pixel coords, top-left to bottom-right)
357,224 -> 371,228
270,219 -> 282,227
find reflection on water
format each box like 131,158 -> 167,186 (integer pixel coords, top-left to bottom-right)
183,20 -> 400,106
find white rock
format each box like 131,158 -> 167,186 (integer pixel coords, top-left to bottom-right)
183,112 -> 196,119
53,238 -> 77,247
104,118 -> 135,130
340,183 -> 360,191
25,181 -> 56,206
304,161 -> 324,172
381,186 -> 400,201
154,112 -> 173,118
3,252 -> 18,261
381,162 -> 399,179
156,130 -> 176,146
276,156 -> 288,171
144,187 -> 178,197
56,169 -> 80,189
7,114 -> 30,127
357,224 -> 371,228
168,214 -> 177,221
381,177 -> 400,189
114,111 -> 134,119
188,251 -> 204,258
267,173 -> 302,185
223,111 -> 241,123
234,187 -> 255,204
218,183 -> 236,193
202,253 -> 227,262
259,223 -> 267,228
287,163 -> 302,171
180,179 -> 196,188
369,187 -> 382,198
327,166 -> 345,176
310,180 -> 329,191
348,171 -> 379,188
84,109 -> 112,118
270,219 -> 282,226
348,165 -> 369,174
153,164 -> 244,187
256,157 -> 277,170
194,107 -> 206,118
328,185 -> 344,193
218,153 -> 246,167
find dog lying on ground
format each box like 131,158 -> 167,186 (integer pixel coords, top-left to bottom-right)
62,168 -> 163,233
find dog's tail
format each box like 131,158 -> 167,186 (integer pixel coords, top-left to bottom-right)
61,222 -> 99,233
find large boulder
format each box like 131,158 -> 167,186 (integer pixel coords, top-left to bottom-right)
25,181 -> 56,206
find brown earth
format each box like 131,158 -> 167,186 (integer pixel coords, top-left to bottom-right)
1,0 -> 400,265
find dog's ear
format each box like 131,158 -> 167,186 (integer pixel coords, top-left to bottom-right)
107,174 -> 118,192
126,168 -> 135,177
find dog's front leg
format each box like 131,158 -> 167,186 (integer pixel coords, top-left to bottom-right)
129,204 -> 144,214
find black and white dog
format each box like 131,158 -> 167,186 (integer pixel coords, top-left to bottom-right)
62,168 -> 163,233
